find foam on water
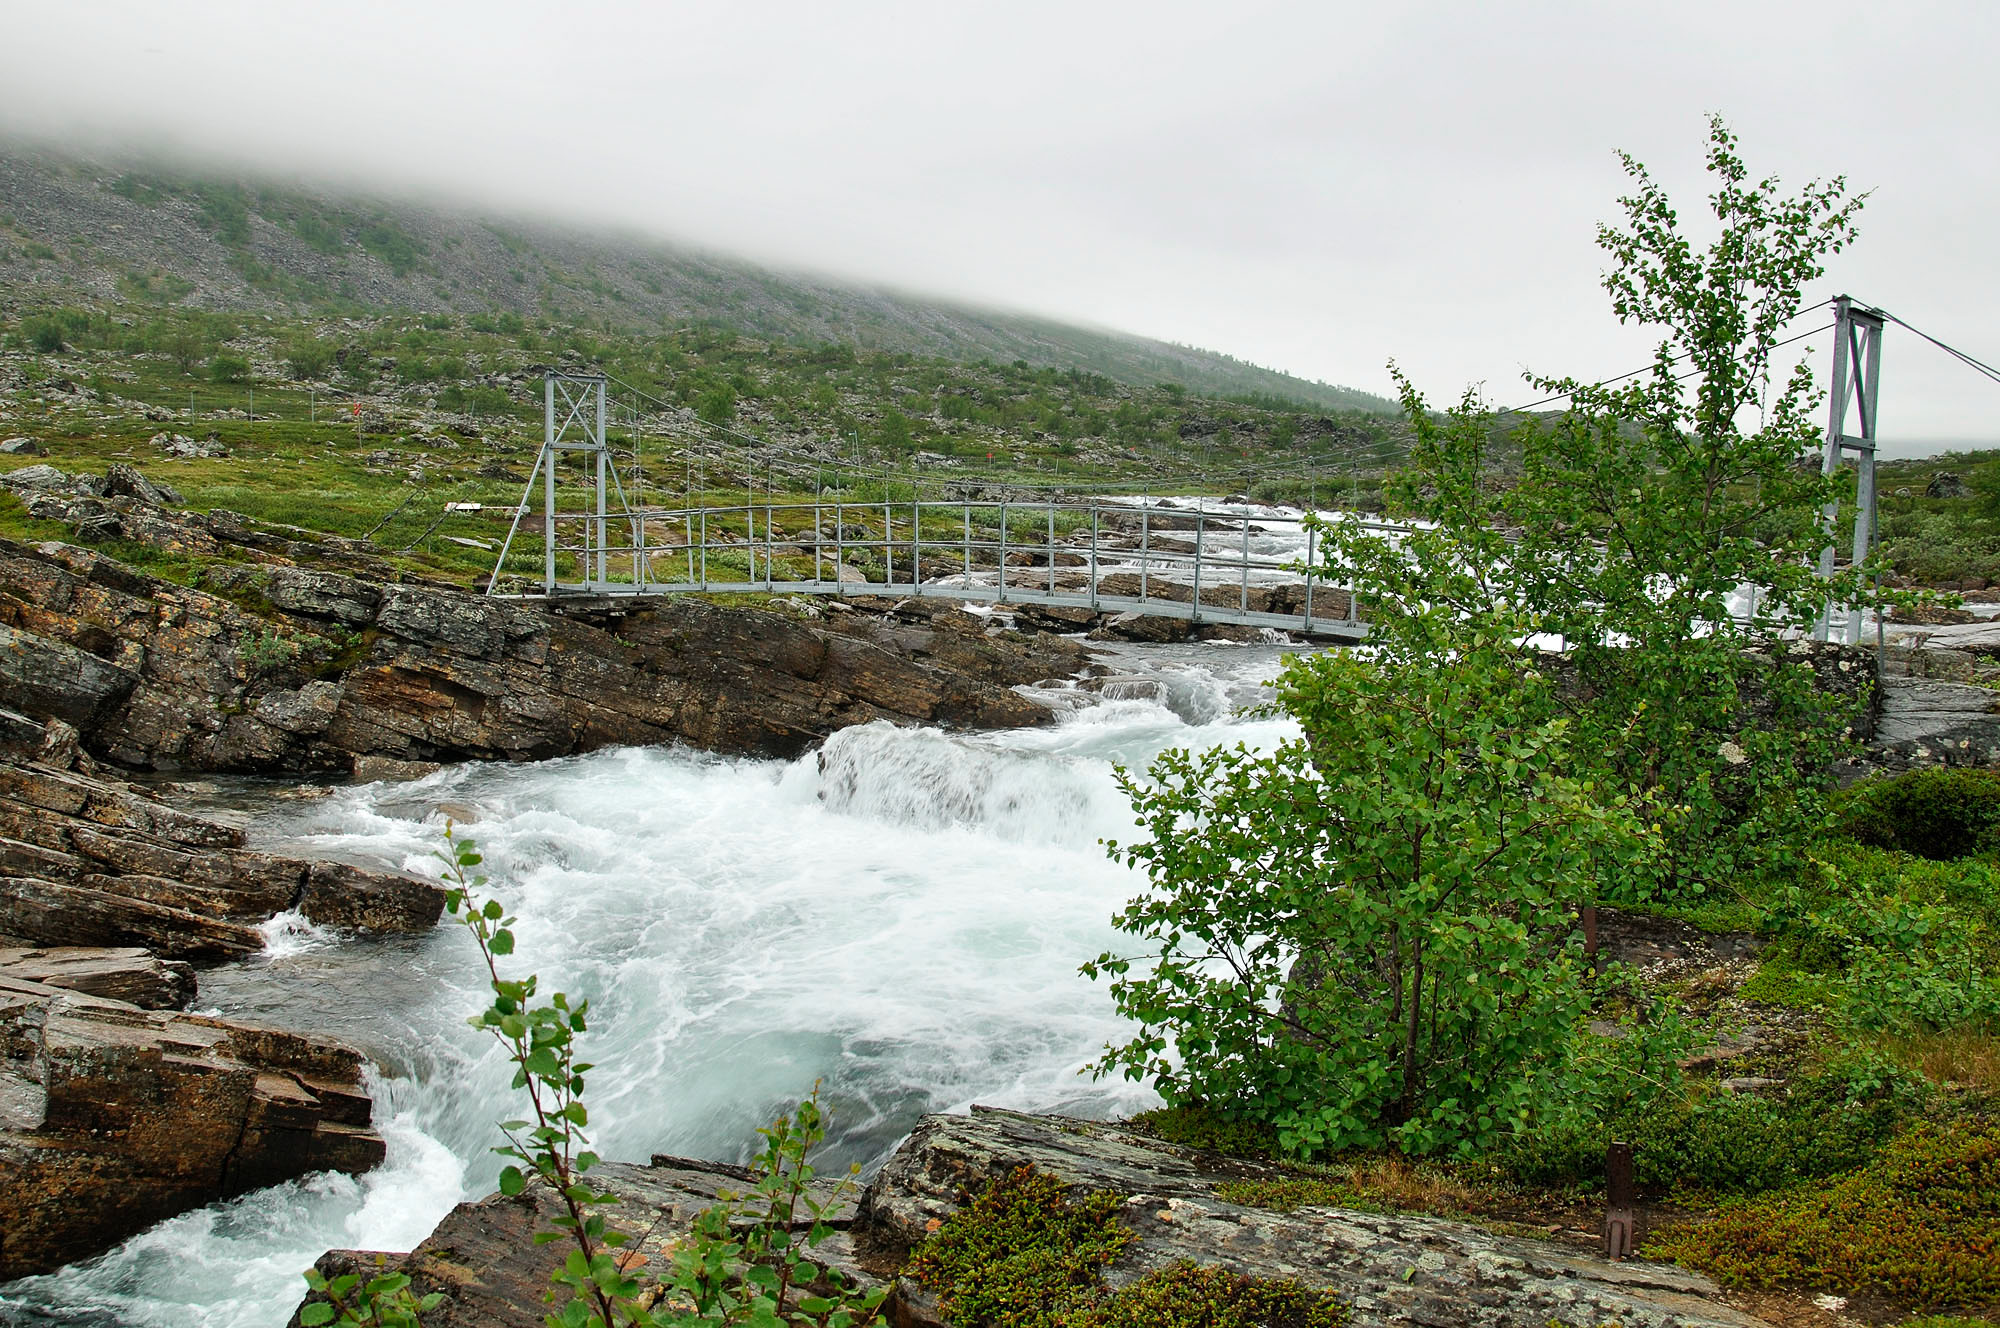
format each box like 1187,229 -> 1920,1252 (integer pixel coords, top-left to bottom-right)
0,642 -> 1302,1327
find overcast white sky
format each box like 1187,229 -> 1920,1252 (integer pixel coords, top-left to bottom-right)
2,1 -> 1996,451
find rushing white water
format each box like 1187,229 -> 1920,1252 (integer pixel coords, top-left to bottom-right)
0,640 -> 1300,1328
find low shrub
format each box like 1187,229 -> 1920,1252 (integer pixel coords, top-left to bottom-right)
1123,1105 -> 1278,1160
1648,1119 -> 2000,1309
207,353 -> 250,384
21,315 -> 65,353
1494,1069 -> 1921,1198
904,1166 -> 1345,1328
903,1167 -> 1133,1328
1763,846 -> 2000,1036
1092,1263 -> 1346,1328
1835,768 -> 2000,860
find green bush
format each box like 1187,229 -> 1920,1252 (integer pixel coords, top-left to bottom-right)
1086,620 -> 1668,1159
208,353 -> 250,384
1649,1119 -> 2000,1309
283,337 -> 336,380
1124,1104 -> 1278,1160
21,315 -> 65,353
1755,845 -> 2000,1037
1835,767 -> 2000,860
696,383 -> 737,427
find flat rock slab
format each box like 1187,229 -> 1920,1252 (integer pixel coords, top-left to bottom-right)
291,1155 -> 876,1328
860,1109 -> 1768,1328
0,745 -> 442,958
0,945 -> 194,1009
0,974 -> 383,1278
1852,676 -> 2000,774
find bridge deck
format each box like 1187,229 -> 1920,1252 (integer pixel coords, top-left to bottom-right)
491,494 -> 1377,641
507,576 -> 1368,639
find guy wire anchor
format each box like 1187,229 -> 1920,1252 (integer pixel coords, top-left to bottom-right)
1602,1141 -> 1638,1260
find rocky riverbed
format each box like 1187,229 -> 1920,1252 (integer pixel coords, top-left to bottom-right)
0,466 -> 1130,1282
2,467 -> 1995,1323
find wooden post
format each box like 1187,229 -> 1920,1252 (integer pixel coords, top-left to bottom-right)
1603,1142 -> 1637,1259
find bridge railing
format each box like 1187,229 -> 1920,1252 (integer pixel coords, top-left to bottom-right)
494,497 -> 1389,634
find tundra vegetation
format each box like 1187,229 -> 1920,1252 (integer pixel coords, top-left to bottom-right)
1088,119 -> 1998,1322
4,124 -> 1997,1326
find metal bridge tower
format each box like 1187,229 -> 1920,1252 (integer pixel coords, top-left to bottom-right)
1815,295 -> 1886,644
491,371 -> 640,594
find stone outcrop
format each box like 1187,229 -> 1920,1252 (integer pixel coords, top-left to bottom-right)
294,1108 -> 1767,1328
0,945 -> 195,1010
824,595 -> 1095,684
292,1155 -> 878,1328
0,973 -> 384,1279
863,1110 -> 1765,1328
0,728 -> 443,958
0,532 -> 1066,774
1851,675 -> 2000,774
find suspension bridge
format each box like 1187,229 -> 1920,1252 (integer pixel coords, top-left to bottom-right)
485,368 -> 1372,637
478,295 -> 1994,646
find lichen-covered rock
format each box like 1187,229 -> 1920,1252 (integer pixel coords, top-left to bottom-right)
0,977 -> 384,1278
860,1109 -> 1769,1328
1852,676 -> 2000,775
0,621 -> 139,730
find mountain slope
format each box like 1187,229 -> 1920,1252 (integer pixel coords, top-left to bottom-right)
0,146 -> 1393,414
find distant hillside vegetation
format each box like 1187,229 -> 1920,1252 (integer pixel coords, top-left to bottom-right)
0,145 -> 1394,414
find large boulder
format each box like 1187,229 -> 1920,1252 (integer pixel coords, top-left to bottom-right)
860,1109 -> 1768,1328
291,1155 -> 879,1328
0,976 -> 384,1279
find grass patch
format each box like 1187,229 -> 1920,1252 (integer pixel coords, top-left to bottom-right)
1214,1156 -> 1491,1220
1878,1028 -> 2000,1096
1496,1068 -> 1924,1200
1648,1118 -> 2000,1309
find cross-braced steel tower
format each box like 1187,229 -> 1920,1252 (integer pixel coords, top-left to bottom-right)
1815,296 -> 1886,645
491,372 -> 642,594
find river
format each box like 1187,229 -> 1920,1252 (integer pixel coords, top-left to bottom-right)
0,631 -> 1304,1326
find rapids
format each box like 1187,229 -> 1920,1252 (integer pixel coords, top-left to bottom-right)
0,637 -> 1303,1327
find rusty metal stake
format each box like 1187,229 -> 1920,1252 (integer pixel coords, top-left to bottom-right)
1603,1141 -> 1637,1260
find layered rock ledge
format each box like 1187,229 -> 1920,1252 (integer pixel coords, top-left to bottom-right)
295,1108 -> 1768,1328
0,515 -> 1088,775
0,962 -> 384,1280
0,720 -> 443,958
